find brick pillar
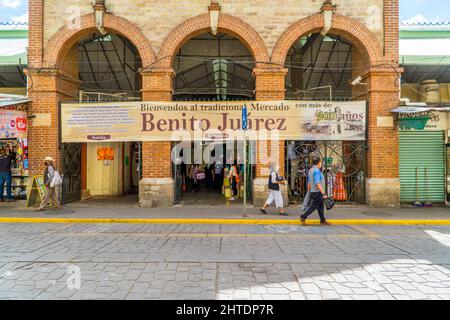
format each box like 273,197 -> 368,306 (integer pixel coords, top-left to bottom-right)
384,0 -> 399,64
252,68 -> 288,206
28,0 -> 43,68
364,66 -> 402,207
28,68 -> 79,178
139,69 -> 175,207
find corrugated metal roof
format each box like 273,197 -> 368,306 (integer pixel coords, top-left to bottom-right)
0,99 -> 29,108
400,21 -> 450,31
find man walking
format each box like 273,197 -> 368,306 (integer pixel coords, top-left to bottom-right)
36,156 -> 61,211
300,158 -> 330,225
0,148 -> 15,202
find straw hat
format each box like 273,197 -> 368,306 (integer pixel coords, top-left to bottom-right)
44,156 -> 54,162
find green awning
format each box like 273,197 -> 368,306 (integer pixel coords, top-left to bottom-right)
0,53 -> 27,66
401,55 -> 450,65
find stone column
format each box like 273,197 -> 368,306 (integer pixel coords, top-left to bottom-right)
364,66 -> 402,207
252,67 -> 288,207
139,69 -> 175,207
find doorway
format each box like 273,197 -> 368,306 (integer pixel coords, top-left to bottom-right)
173,140 -> 255,206
83,141 -> 142,199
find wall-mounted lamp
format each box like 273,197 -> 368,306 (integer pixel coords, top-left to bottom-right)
208,1 -> 221,36
92,0 -> 107,35
320,0 -> 337,36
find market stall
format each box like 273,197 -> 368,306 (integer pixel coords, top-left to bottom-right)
0,98 -> 29,199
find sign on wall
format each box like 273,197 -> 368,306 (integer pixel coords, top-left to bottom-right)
0,109 -> 27,139
61,101 -> 367,142
97,147 -> 114,160
398,111 -> 448,131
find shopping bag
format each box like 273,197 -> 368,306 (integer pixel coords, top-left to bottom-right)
195,172 -> 206,180
50,170 -> 63,187
301,190 -> 312,212
324,197 -> 335,211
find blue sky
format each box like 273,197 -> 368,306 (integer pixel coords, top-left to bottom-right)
400,0 -> 450,23
0,0 -> 449,24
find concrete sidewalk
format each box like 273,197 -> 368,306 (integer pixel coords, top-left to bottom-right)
0,199 -> 448,223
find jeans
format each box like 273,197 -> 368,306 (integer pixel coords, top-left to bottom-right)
0,172 -> 13,200
301,192 -> 326,223
214,174 -> 222,192
231,177 -> 238,197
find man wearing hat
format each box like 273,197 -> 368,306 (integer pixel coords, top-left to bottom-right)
36,156 -> 61,211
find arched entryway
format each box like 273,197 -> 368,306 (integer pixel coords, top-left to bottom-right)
271,13 -> 400,207
61,30 -> 143,203
171,31 -> 258,205
140,13 -> 271,207
173,32 -> 255,101
29,14 -> 155,204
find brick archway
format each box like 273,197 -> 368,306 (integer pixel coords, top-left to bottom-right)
157,13 -> 270,69
271,13 -> 383,66
43,13 -> 156,68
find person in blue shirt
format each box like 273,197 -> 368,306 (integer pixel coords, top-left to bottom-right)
300,158 -> 330,225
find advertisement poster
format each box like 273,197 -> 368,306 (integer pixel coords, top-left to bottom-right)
97,147 -> 114,160
61,101 -> 366,142
0,109 -> 27,139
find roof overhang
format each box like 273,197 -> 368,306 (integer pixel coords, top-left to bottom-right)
392,106 -> 450,113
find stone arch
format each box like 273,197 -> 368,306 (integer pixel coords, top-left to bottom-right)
271,13 -> 383,66
43,13 -> 156,69
157,13 -> 270,69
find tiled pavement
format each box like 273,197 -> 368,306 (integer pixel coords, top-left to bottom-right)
0,223 -> 449,299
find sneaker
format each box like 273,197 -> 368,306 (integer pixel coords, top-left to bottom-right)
320,221 -> 331,226
6,199 -> 16,203
34,208 -> 45,212
229,197 -> 236,201
279,212 -> 289,216
300,217 -> 306,226
260,208 -> 268,214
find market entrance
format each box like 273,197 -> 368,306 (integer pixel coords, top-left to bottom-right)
171,31 -> 256,206
173,141 -> 255,206
60,30 -> 143,203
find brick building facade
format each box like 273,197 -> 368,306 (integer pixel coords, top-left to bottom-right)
27,0 -> 402,207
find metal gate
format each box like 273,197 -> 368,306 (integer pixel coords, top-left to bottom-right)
286,141 -> 366,204
173,161 -> 183,204
399,131 -> 445,204
61,143 -> 82,204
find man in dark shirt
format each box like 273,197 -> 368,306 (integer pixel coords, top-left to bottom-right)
0,148 -> 14,202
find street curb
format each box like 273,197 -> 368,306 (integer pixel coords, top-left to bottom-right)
0,217 -> 450,225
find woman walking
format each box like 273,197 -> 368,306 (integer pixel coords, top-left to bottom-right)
260,163 -> 288,216
228,161 -> 239,201
191,164 -> 200,193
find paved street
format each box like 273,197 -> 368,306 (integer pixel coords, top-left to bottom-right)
0,222 -> 450,300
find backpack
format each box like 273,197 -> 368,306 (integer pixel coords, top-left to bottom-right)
50,170 -> 63,187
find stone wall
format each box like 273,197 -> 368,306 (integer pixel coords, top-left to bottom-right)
43,0 -> 384,56
139,178 -> 174,208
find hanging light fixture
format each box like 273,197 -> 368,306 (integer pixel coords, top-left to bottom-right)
213,58 -> 228,100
